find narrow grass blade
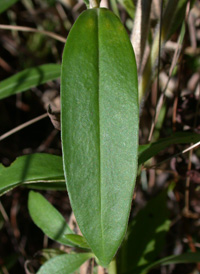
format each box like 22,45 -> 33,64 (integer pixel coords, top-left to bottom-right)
143,252 -> 200,273
118,0 -> 135,18
138,132 -> 200,165
138,0 -> 189,102
0,64 -> 60,100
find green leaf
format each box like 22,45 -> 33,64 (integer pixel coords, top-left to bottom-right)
117,0 -> 135,18
83,0 -> 90,8
162,0 -> 190,42
61,8 -> 138,266
110,0 -> 120,18
28,191 -> 75,246
0,64 -> 60,100
0,0 -> 19,13
144,252 -> 200,273
138,132 -> 200,165
64,234 -> 90,249
117,189 -> 170,273
37,253 -> 93,274
26,182 -> 66,191
0,153 -> 64,196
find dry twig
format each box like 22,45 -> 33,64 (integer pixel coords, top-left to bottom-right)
0,24 -> 66,43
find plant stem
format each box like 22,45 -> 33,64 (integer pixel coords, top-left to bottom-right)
108,259 -> 117,274
89,0 -> 100,8
0,113 -> 48,141
131,0 -> 152,71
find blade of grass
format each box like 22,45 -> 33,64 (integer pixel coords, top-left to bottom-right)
148,2 -> 190,141
143,252 -> 200,273
138,132 -> 200,165
139,0 -> 189,103
0,64 -> 61,100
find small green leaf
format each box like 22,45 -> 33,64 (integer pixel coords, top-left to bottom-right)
138,132 -> 200,165
65,234 -> 90,250
28,191 -> 74,246
117,190 -> 170,273
0,64 -> 60,100
144,252 -> 200,273
61,8 -> 138,266
0,0 -> 19,13
37,253 -> 93,274
0,153 -> 64,196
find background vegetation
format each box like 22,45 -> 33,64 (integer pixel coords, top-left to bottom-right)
0,0 -> 200,273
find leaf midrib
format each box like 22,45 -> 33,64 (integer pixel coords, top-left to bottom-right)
96,8 -> 105,259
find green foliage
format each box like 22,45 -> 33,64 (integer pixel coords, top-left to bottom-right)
138,132 -> 200,165
143,252 -> 200,273
0,154 -> 64,196
110,0 -> 120,17
26,181 -> 66,191
1,0 -> 200,273
139,0 -> 190,101
0,64 -> 60,100
61,8 -> 138,266
28,191 -> 75,246
64,234 -> 91,249
83,0 -> 90,8
36,253 -> 93,274
1,131 -> 199,195
117,0 -> 135,18
117,189 -> 170,274
162,0 -> 189,42
0,0 -> 19,13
